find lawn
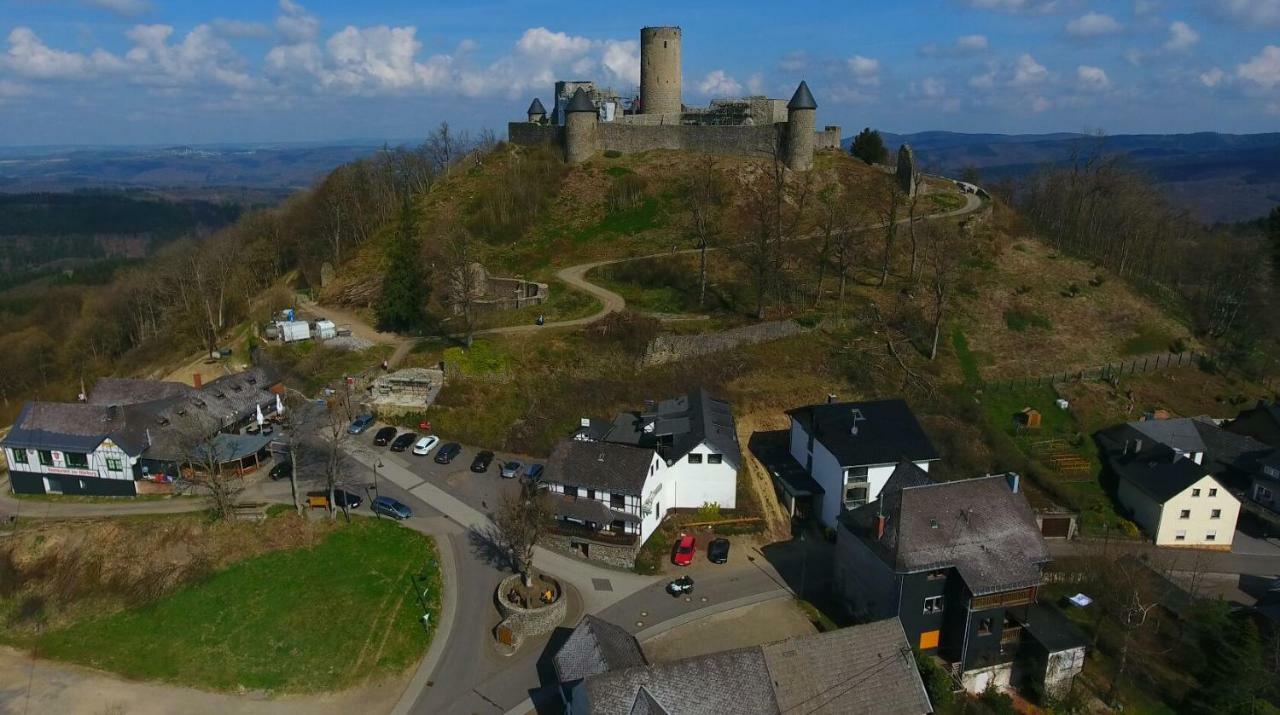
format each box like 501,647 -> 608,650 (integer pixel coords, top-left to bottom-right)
20,517 -> 440,693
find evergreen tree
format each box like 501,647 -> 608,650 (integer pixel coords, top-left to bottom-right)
850,127 -> 888,165
375,201 -> 428,332
1184,602 -> 1271,714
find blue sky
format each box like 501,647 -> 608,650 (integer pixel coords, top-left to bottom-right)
1,0 -> 1278,145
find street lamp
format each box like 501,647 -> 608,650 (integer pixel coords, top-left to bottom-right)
373,458 -> 383,498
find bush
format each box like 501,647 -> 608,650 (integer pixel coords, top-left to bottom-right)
1004,308 -> 1052,332
605,172 -> 648,215
603,149 -> 623,159
913,650 -> 956,711
980,685 -> 1016,715
1089,273 -> 1106,287
1171,337 -> 1189,353
695,502 -> 722,521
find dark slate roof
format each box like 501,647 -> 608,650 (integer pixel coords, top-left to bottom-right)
1111,447 -> 1216,503
554,615 -> 647,685
1099,416 -> 1270,478
583,646 -> 780,715
628,688 -> 671,715
88,378 -> 197,406
566,87 -> 595,113
1194,418 -> 1271,474
761,618 -> 932,715
2,401 -> 149,455
1021,604 -> 1088,654
527,97 -> 547,116
546,440 -> 655,494
599,389 -> 740,468
787,81 -> 817,110
842,467 -> 1050,595
786,399 -> 939,468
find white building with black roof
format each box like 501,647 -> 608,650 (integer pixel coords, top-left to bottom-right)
785,397 -> 940,529
542,388 -> 740,566
3,367 -> 282,496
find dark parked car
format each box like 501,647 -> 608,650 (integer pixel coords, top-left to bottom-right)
708,537 -> 731,564
523,463 -> 545,484
372,495 -> 412,520
332,489 -> 363,510
470,450 -> 495,473
348,414 -> 376,434
434,442 -> 462,464
373,426 -> 397,446
269,459 -> 292,481
390,432 -> 417,452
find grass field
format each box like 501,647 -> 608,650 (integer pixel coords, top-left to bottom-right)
11,517 -> 440,693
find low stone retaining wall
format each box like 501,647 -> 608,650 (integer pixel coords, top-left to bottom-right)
641,319 -> 808,367
494,573 -> 566,652
544,531 -> 638,569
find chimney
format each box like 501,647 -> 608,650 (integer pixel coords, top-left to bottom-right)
193,372 -> 203,389
104,404 -> 121,422
874,514 -> 887,540
1006,471 -> 1020,494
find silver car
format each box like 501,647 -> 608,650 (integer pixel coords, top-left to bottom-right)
499,460 -> 523,479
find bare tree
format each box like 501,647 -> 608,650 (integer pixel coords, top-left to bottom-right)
870,173 -> 903,287
906,171 -> 928,280
492,484 -> 553,587
443,226 -> 479,347
679,162 -> 727,308
175,415 -> 245,520
740,147 -> 811,319
318,393 -> 353,520
922,222 -> 965,360
425,121 -> 466,176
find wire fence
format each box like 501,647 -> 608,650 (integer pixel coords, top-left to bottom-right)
986,350 -> 1208,392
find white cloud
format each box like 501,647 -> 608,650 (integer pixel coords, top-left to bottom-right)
1206,0 -> 1280,29
516,27 -> 592,62
956,34 -> 989,51
1199,67 -> 1225,87
125,23 -> 254,90
211,19 -> 270,39
1163,21 -> 1198,52
1031,95 -> 1051,112
1066,12 -> 1123,38
81,0 -> 151,17
779,51 -> 807,72
746,72 -> 764,95
969,69 -> 996,90
1076,64 -> 1110,91
3,27 -> 123,80
600,39 -> 639,87
697,70 -> 742,96
1133,0 -> 1161,16
276,0 -> 320,44
847,55 -> 880,86
916,76 -> 947,98
1012,53 -> 1048,86
961,0 -> 1061,13
0,79 -> 29,99
1237,45 -> 1280,88
921,34 -> 988,56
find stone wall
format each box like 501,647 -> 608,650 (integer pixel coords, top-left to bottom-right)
815,125 -> 842,151
543,531 -> 638,569
597,122 -> 782,158
641,319 -> 808,367
507,122 -> 562,147
495,573 -> 567,652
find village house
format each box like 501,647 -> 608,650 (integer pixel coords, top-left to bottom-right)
1226,400 -> 1280,447
541,388 -> 739,567
833,463 -> 1086,696
1110,445 -> 1241,549
2,368 -> 282,496
784,398 -> 939,529
553,614 -> 932,715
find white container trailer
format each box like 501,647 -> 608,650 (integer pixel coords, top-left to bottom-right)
277,321 -> 312,343
313,320 -> 337,340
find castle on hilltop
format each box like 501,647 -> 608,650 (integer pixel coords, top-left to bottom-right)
508,26 -> 842,170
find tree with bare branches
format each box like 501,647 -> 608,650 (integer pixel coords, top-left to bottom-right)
492,483 -> 553,588
678,162 -> 727,308
443,225 -> 480,347
175,415 -> 245,520
869,173 -> 903,287
921,222 -> 966,360
740,147 -> 811,319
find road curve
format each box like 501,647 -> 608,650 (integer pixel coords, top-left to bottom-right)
473,190 -> 985,338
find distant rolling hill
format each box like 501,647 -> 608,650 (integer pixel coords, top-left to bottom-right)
0,142 -> 385,200
866,131 -> 1280,223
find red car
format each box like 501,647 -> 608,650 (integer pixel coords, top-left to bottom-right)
672,534 -> 696,566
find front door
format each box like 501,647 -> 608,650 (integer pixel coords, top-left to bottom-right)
43,476 -> 63,494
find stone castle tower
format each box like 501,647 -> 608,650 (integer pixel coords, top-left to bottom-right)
511,26 -> 842,171
639,26 -> 682,116
785,81 -> 817,172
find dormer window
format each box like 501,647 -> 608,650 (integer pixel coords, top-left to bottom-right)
688,454 -> 703,464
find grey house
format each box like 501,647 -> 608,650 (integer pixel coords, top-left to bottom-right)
553,615 -> 932,714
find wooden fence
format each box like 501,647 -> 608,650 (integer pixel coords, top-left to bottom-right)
987,350 -> 1207,392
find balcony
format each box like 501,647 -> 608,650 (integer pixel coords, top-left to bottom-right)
969,587 -> 1037,611
548,520 -> 638,547
1000,625 -> 1023,647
